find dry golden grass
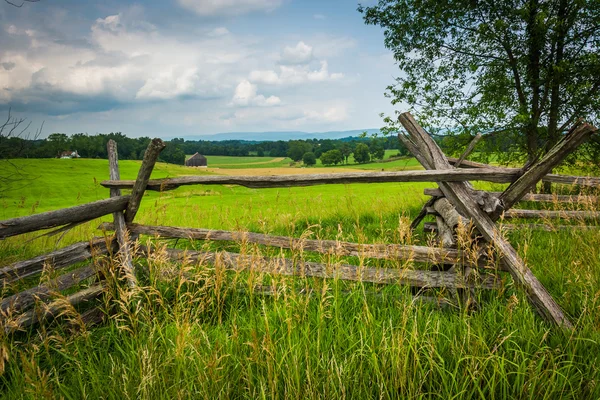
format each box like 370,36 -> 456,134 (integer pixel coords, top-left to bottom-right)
205,166 -> 367,176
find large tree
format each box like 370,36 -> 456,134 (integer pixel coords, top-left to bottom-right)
359,0 -> 600,164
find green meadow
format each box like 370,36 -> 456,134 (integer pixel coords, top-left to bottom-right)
1,157 -> 600,399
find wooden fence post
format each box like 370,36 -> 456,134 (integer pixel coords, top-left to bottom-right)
399,112 -> 577,329
107,140 -> 137,288
124,138 -> 165,224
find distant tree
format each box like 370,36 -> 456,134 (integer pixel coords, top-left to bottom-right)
369,139 -> 385,160
320,149 -> 344,165
47,133 -> 69,157
315,139 -> 336,158
302,152 -> 316,166
353,143 -> 371,164
339,143 -> 353,164
257,148 -> 265,157
287,141 -> 312,161
160,142 -> 185,165
0,109 -> 43,194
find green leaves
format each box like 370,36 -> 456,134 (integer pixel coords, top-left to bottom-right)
360,0 -> 600,160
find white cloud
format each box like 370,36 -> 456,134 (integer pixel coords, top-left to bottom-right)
231,80 -> 281,107
136,67 -> 201,100
250,61 -> 343,85
0,5 -> 380,136
0,11 -> 258,107
177,0 -> 282,16
208,27 -> 230,37
313,14 -> 326,20
280,41 -> 313,65
303,106 -> 348,123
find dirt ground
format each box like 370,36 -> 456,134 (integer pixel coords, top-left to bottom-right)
205,166 -> 366,176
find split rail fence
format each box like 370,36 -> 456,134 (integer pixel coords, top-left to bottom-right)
1,112 -> 598,333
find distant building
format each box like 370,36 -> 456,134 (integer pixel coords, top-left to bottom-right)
59,150 -> 80,159
185,152 -> 207,167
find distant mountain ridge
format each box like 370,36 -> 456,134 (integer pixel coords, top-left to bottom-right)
173,129 -> 381,142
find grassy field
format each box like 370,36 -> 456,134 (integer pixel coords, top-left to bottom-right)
1,158 -> 600,399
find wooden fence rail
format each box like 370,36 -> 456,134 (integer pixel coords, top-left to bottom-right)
101,168 -> 521,191
146,246 -> 501,290
448,157 -> 600,187
423,188 -> 599,203
0,238 -> 114,285
0,196 -> 130,239
100,222 -> 500,270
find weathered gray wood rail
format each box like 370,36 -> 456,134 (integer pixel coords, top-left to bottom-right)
448,157 -> 600,187
0,196 -> 130,239
424,222 -> 599,233
6,284 -> 105,333
148,247 -> 501,290
0,238 -> 113,285
503,209 -> 600,220
102,222 -> 497,269
424,188 -> 598,204
1,264 -> 98,314
101,169 -> 521,191
426,206 -> 600,221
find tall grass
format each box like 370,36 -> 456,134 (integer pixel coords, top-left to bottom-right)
1,173 -> 600,398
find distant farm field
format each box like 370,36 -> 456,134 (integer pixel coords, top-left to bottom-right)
193,155 -> 293,169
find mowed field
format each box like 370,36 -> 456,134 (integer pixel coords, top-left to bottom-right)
1,156 -> 600,398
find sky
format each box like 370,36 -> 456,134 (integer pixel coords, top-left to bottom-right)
0,0 -> 401,139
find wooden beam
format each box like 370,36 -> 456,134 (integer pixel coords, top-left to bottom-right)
399,111 -> 573,329
6,284 -> 104,333
542,174 -> 600,187
124,138 -> 165,223
435,216 -> 455,247
146,247 -> 501,290
102,169 -> 520,192
503,209 -> 600,220
425,221 -> 600,233
424,188 -> 599,204
107,140 -> 136,287
499,122 -> 598,212
0,238 -> 113,285
454,133 -> 483,168
1,264 -> 98,314
0,197 -> 130,239
101,223 -> 491,269
433,198 -> 468,228
448,157 -> 600,187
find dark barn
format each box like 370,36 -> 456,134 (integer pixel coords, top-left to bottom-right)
185,152 -> 208,167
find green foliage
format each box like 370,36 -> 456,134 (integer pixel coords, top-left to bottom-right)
302,151 -> 317,166
369,138 -> 386,160
159,142 -> 186,165
360,1 -> 600,162
287,141 -> 314,162
353,143 -> 371,163
319,149 -> 343,165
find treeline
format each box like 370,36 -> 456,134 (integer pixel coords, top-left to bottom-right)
7,128 -> 588,169
0,133 -> 152,160
0,132 -> 409,165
